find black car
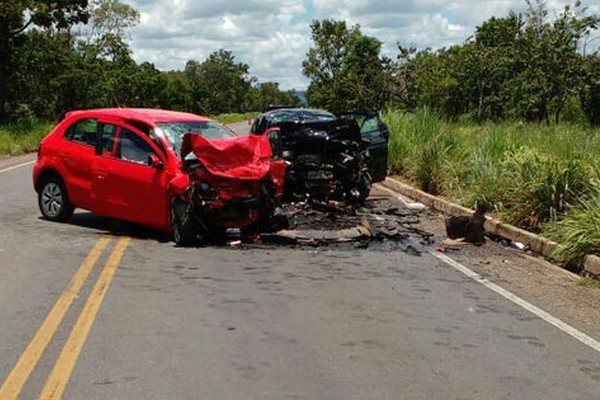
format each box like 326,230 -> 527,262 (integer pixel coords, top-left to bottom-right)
250,108 -> 389,204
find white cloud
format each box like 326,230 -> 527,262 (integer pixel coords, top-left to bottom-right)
125,0 -> 600,90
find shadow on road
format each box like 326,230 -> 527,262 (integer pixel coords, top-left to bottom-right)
52,211 -> 171,242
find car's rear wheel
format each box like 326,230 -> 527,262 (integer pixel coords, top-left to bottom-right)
38,175 -> 75,222
171,197 -> 199,247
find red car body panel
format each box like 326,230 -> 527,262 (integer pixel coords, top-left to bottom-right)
33,108 -> 282,232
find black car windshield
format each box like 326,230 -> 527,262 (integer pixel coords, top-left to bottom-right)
269,109 -> 336,124
158,120 -> 236,154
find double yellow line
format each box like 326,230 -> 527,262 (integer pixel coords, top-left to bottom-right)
0,236 -> 130,400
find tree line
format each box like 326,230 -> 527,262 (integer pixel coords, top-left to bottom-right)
0,0 -> 300,124
303,0 -> 600,125
2,0 -> 600,126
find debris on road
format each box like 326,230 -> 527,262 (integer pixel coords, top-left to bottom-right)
258,197 -> 434,254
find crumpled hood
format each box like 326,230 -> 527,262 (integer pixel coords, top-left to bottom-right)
180,133 -> 273,180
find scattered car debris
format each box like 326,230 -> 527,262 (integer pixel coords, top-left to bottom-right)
257,197 -> 433,254
511,241 -> 529,251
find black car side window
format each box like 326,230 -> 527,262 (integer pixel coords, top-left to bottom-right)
360,116 -> 385,141
117,128 -> 156,165
65,119 -> 98,147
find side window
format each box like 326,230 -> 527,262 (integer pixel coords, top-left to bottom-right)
100,124 -> 118,154
65,119 -> 98,147
360,116 -> 383,141
117,128 -> 155,165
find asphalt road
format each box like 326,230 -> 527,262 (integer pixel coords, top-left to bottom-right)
1,123 -> 599,399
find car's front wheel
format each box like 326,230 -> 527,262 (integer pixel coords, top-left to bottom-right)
171,197 -> 199,247
38,175 -> 75,222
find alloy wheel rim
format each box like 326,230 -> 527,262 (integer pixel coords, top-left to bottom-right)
41,183 -> 63,217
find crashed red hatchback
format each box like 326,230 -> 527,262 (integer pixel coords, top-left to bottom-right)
33,108 -> 286,245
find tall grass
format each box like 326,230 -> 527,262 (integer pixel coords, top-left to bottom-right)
0,121 -> 54,156
546,184 -> 600,267
383,109 -> 600,269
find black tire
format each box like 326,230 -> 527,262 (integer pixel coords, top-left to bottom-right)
171,197 -> 199,247
38,175 -> 75,222
356,170 -> 372,202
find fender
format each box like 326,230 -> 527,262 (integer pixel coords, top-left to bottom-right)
168,172 -> 190,196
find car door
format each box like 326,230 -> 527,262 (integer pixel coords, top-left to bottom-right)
60,118 -> 99,209
91,120 -> 169,230
337,113 -> 389,183
359,113 -> 389,183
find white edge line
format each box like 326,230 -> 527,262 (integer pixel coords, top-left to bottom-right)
431,250 -> 600,354
0,160 -> 35,174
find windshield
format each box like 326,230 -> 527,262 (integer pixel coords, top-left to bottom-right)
269,109 -> 336,124
158,120 -> 236,154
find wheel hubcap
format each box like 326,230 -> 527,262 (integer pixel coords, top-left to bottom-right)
41,183 -> 63,217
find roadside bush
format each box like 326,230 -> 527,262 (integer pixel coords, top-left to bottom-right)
384,108 -> 600,265
0,121 -> 53,156
546,183 -> 600,269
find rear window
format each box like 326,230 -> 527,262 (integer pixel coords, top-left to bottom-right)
64,119 -> 97,147
158,121 -> 235,154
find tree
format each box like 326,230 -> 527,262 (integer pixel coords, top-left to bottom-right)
184,50 -> 253,115
246,82 -> 301,111
0,0 -> 89,122
303,19 -> 388,111
580,54 -> 600,125
77,0 -> 139,59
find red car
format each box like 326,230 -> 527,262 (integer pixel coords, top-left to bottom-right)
33,108 -> 286,245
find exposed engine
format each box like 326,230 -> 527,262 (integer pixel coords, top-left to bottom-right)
277,119 -> 372,205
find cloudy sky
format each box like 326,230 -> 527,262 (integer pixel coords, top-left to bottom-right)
126,0 -> 600,90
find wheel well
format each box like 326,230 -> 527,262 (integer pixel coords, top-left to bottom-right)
35,169 -> 62,193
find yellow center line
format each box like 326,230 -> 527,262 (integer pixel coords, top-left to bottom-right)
0,236 -> 111,400
38,236 -> 131,400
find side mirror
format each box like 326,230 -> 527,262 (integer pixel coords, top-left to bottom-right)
148,154 -> 164,170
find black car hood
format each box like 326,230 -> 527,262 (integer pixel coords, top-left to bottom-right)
276,119 -> 363,149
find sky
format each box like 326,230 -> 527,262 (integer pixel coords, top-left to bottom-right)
126,0 -> 600,90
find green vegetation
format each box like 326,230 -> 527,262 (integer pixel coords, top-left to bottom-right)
0,0 -> 300,125
384,108 -> 600,269
211,113 -> 259,125
303,1 -> 600,127
578,277 -> 600,289
0,121 -> 54,156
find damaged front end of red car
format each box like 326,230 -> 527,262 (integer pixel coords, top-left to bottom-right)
168,132 -> 288,246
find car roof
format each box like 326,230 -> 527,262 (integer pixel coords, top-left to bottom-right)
65,108 -> 211,124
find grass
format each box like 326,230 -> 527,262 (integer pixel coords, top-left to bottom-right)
578,277 -> 600,290
0,121 -> 54,156
212,112 -> 259,124
383,108 -> 600,270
